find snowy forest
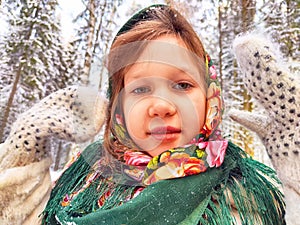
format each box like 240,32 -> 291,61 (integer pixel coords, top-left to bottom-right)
0,0 -> 299,170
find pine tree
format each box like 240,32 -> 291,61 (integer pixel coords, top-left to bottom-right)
0,0 -> 78,142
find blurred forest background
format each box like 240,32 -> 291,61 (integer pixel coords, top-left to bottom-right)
0,0 -> 299,170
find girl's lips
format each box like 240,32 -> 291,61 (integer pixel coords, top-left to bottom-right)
148,126 -> 181,141
150,126 -> 181,134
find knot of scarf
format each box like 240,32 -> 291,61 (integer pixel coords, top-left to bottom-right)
123,136 -> 228,186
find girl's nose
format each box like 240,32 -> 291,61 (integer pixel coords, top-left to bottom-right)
148,98 -> 176,118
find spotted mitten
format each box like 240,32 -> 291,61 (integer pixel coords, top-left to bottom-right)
230,33 -> 299,225
0,86 -> 107,225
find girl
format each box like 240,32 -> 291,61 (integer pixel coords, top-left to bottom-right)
43,5 -> 285,225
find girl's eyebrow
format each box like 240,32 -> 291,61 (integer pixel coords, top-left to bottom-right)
124,70 -> 146,83
125,70 -> 200,87
128,63 -> 201,76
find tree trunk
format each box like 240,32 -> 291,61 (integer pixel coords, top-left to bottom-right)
81,0 -> 96,86
0,65 -> 22,142
0,4 -> 39,142
93,1 -> 107,56
241,0 -> 255,113
98,2 -> 118,90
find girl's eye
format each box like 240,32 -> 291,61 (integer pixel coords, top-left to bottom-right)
132,86 -> 151,94
173,82 -> 192,90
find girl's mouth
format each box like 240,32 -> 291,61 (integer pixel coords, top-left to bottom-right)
148,126 -> 181,141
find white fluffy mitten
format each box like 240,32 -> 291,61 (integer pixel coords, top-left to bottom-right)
230,33 -> 300,225
0,86 -> 107,225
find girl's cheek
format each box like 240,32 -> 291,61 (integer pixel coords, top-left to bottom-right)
123,98 -> 147,125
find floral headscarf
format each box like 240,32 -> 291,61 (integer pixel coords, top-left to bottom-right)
57,5 -> 228,207
106,5 -> 227,186
111,54 -> 226,186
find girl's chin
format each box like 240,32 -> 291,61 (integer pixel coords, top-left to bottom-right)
142,141 -> 181,157
134,134 -> 192,156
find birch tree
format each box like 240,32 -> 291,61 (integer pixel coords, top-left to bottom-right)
72,0 -> 123,88
261,0 -> 299,67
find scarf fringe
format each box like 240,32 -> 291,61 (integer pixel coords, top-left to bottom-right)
42,141 -> 285,225
196,142 -> 285,225
42,141 -> 103,224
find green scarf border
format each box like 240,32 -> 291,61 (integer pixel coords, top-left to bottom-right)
42,142 -> 285,225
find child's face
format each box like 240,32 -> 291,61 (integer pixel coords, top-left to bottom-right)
122,35 -> 206,156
